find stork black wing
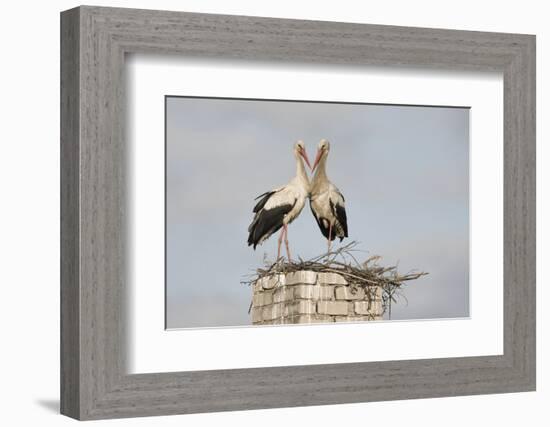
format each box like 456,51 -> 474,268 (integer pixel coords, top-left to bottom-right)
248,196 -> 296,249
330,199 -> 348,241
335,203 -> 348,239
252,190 -> 276,213
310,203 -> 331,240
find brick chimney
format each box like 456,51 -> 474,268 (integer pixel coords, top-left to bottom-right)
251,270 -> 383,325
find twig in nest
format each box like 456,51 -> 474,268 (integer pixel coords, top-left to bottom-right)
241,241 -> 428,317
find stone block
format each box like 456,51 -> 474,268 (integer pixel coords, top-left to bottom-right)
317,301 -> 349,316
285,270 -> 317,285
294,285 -> 335,300
261,274 -> 285,290
294,285 -> 334,300
285,300 -> 316,316
262,303 -> 284,321
319,286 -> 336,300
290,315 -> 334,324
335,286 -> 365,300
354,301 -> 383,315
317,272 -> 348,285
273,286 -> 294,303
251,307 -> 263,323
253,291 -> 273,307
255,276 -> 267,290
370,299 -> 383,314
253,280 -> 263,292
293,284 -> 317,300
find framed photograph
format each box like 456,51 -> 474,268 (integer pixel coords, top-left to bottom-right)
60,5 -> 535,420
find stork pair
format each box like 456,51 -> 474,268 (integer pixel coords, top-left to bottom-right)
247,139 -> 348,261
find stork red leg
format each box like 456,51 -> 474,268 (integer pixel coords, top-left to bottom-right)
277,227 -> 285,260
283,224 -> 292,262
327,222 -> 333,254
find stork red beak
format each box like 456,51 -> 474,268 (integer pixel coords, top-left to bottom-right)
312,148 -> 323,172
300,149 -> 312,170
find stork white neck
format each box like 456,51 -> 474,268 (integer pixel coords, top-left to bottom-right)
313,152 -> 328,182
295,152 -> 310,188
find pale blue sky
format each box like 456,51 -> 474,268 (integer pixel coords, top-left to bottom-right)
166,97 -> 469,328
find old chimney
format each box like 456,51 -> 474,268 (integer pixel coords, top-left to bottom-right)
251,270 -> 383,325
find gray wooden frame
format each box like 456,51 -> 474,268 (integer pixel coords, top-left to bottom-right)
60,5 -> 536,420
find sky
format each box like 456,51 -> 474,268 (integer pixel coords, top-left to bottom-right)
166,96 -> 469,328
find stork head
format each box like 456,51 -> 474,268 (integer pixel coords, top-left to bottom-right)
294,140 -> 312,170
312,139 -> 330,172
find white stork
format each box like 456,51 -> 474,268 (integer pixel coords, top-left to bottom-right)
247,141 -> 311,261
309,139 -> 348,252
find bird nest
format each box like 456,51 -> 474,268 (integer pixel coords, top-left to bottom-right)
243,241 -> 428,317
